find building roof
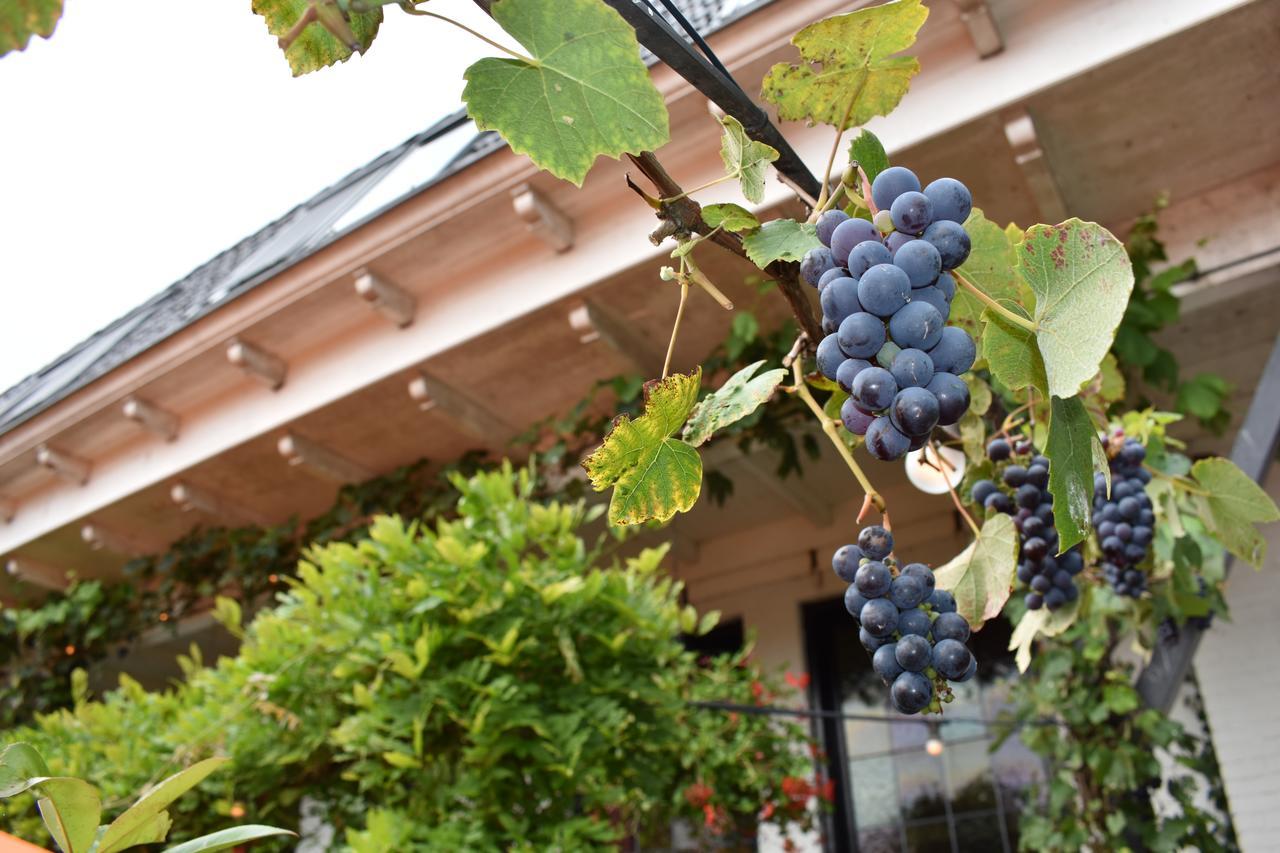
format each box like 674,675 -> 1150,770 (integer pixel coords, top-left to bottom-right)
0,0 -> 754,436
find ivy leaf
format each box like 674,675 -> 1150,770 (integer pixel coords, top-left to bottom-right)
701,203 -> 760,234
1009,599 -> 1078,673
252,0 -> 382,77
934,514 -> 1018,630
1190,457 -> 1280,568
718,116 -> 778,205
742,219 -> 821,268
953,208 -> 1030,340
0,0 -> 61,57
983,313 -> 1046,396
462,0 -> 670,187
583,370 -> 703,525
1020,219 -> 1135,398
848,130 -> 889,183
1046,396 -> 1101,552
761,0 -> 929,130
683,361 -> 786,447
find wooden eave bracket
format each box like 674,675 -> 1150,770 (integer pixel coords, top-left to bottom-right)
1003,107 -> 1069,223
407,370 -> 518,447
277,432 -> 373,484
354,269 -> 416,328
227,338 -> 287,390
955,0 -> 1004,58
35,444 -> 91,486
5,557 -> 70,592
512,183 -> 574,252
171,481 -> 274,528
81,522 -> 159,557
122,396 -> 179,441
567,299 -> 664,377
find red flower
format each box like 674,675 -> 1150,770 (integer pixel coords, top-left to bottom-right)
760,800 -> 776,821
785,671 -> 811,690
781,775 -> 812,804
704,803 -> 717,827
685,782 -> 713,809
819,777 -> 836,803
751,680 -> 766,703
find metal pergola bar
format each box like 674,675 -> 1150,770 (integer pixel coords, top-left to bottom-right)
1136,331 -> 1280,711
602,0 -> 825,201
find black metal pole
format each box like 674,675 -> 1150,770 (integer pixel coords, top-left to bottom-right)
1136,331 -> 1280,711
602,0 -> 824,201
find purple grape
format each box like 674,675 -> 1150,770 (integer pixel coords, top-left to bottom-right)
801,247 -> 837,287
871,166 -> 921,212
830,218 -> 880,266
922,220 -> 971,269
888,301 -> 945,351
923,177 -> 972,224
837,312 -> 887,359
865,416 -> 911,460
894,239 -> 942,287
928,327 -> 976,375
847,240 -> 893,278
890,191 -> 934,235
858,263 -> 912,318
816,209 -> 850,247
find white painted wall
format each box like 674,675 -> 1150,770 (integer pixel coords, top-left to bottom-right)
1193,469 -> 1280,851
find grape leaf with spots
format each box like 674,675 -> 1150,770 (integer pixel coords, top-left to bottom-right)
683,361 -> 786,447
252,0 -> 382,77
934,514 -> 1018,630
742,219 -> 821,268
718,116 -> 778,205
0,0 -> 61,56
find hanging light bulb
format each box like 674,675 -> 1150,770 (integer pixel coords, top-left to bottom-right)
905,443 -> 968,495
925,722 -> 945,756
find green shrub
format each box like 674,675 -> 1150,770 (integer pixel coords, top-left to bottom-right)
2,464 -> 820,849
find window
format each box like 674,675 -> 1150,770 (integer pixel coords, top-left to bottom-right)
803,597 -> 1043,852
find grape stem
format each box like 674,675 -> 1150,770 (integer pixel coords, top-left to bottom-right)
953,270 -> 1037,332
662,277 -> 690,380
928,440 -> 982,537
788,349 -> 885,513
402,6 -> 537,64
659,173 -> 736,204
814,81 -> 866,212
1144,464 -> 1210,496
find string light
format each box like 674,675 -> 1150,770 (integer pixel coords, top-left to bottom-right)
229,803 -> 246,819
925,722 -> 945,756
64,644 -> 76,656
905,443 -> 967,495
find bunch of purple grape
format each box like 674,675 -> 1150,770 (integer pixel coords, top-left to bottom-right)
833,524 -> 977,714
1094,438 -> 1154,598
969,438 -> 1083,611
802,167 -> 977,461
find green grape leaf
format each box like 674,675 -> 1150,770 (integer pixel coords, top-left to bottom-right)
963,374 -> 993,417
701,203 -> 760,234
161,825 -> 296,853
1046,396 -> 1101,552
683,360 -> 786,447
583,370 -> 703,525
761,0 -> 928,130
0,0 -> 61,57
1190,457 -> 1280,568
718,115 -> 778,205
958,410 -> 986,464
252,0 -> 382,77
952,208 -> 1030,339
1021,219 -> 1135,398
1096,352 -> 1126,403
848,129 -> 889,183
983,312 -> 1046,395
934,514 -> 1018,630
35,777 -> 100,853
1009,598 -> 1078,672
99,758 -> 229,853
462,0 -> 669,186
742,219 -> 821,268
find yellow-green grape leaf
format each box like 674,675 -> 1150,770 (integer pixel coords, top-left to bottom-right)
934,514 -> 1018,630
1046,396 -> 1101,552
1097,352 -> 1126,403
462,0 -> 670,187
683,360 -> 786,447
952,208 -> 1030,339
583,370 -> 703,525
761,0 -> 928,130
1191,457 -> 1280,568
848,129 -> 889,183
252,0 -> 382,77
963,373 -> 993,417
0,0 -> 61,57
36,777 -> 100,853
701,203 -> 759,234
982,312 -> 1046,396
1009,598 -> 1078,672
958,410 -> 987,464
1021,219 -> 1135,399
718,115 -> 778,205
742,219 -> 821,268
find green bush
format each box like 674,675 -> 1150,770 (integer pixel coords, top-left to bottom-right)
2,464 -> 820,849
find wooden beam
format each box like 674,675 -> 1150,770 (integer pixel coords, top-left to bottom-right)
0,498 -> 14,524
35,444 -> 91,486
121,396 -> 179,441
955,0 -> 1004,58
80,522 -> 158,557
354,269 -> 416,328
734,454 -> 834,528
170,481 -> 275,527
277,432 -> 373,484
1004,108 -> 1069,223
5,557 -> 70,592
407,370 -> 517,446
512,183 -> 574,252
226,339 -> 286,390
567,299 -> 664,377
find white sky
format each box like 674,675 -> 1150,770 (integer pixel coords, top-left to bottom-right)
0,0 -> 512,392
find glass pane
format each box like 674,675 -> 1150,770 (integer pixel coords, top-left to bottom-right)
846,703 -> 893,757
955,811 -> 1006,852
991,735 -> 1044,820
897,751 -> 947,821
850,755 -> 901,829
903,817 -> 953,853
858,823 -> 903,853
946,739 -> 997,813
891,716 -> 928,752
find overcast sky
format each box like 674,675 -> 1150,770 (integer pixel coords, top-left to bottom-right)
0,0 -> 510,392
